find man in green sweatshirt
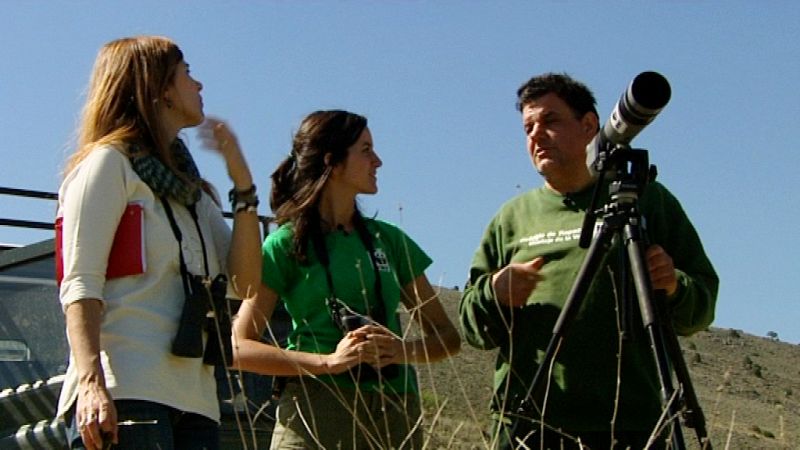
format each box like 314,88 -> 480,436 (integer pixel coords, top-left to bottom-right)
459,73 -> 718,449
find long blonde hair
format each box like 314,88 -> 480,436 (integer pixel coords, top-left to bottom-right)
65,36 -> 184,176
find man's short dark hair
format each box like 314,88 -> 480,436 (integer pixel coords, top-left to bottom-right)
516,72 -> 599,121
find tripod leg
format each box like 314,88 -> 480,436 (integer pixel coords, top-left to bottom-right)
510,221 -> 616,438
660,309 -> 713,449
624,222 -> 687,450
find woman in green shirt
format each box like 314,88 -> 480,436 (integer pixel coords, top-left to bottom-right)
232,110 -> 461,449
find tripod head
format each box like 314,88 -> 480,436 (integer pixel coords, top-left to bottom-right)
578,142 -> 657,248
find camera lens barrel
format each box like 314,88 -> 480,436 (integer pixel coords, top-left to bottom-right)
604,71 -> 671,146
586,71 -> 671,176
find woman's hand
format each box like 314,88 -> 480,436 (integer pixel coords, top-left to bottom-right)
197,117 -> 253,190
324,325 -> 401,373
75,379 -> 117,450
325,328 -> 369,374
362,325 -> 405,368
64,299 -> 117,449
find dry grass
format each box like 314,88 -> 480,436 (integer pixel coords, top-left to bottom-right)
222,287 -> 800,449
411,288 -> 800,449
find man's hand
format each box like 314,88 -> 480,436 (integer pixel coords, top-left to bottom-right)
491,257 -> 546,307
647,245 -> 678,296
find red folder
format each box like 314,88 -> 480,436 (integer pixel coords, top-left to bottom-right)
55,202 -> 146,285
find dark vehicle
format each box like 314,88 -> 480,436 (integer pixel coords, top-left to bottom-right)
0,187 -> 288,449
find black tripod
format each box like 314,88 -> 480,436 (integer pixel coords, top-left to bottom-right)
509,145 -> 711,450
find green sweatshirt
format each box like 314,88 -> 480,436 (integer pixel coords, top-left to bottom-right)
459,181 -> 718,432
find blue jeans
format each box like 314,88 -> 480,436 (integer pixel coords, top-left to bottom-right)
67,400 -> 219,450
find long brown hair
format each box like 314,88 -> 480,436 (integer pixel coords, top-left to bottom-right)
64,36 -> 184,176
270,110 -> 368,263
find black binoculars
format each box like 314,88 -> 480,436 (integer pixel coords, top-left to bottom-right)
330,301 -> 399,381
171,273 -> 232,366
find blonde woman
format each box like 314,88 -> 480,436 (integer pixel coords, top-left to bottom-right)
56,36 -> 261,450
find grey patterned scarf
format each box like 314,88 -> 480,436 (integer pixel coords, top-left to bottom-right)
129,139 -> 202,205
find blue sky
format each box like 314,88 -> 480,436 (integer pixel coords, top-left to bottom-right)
1,2 -> 799,343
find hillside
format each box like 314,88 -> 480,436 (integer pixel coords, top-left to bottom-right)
412,287 -> 800,449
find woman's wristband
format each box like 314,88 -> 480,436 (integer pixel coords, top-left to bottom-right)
229,184 -> 259,213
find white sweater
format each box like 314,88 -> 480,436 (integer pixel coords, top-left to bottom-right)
56,145 -> 230,422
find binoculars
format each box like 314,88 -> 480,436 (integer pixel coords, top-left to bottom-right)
171,273 -> 232,366
330,301 -> 399,381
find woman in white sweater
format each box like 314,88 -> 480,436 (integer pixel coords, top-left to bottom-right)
56,36 -> 261,450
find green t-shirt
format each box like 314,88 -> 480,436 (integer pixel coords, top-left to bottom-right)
262,218 -> 432,393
